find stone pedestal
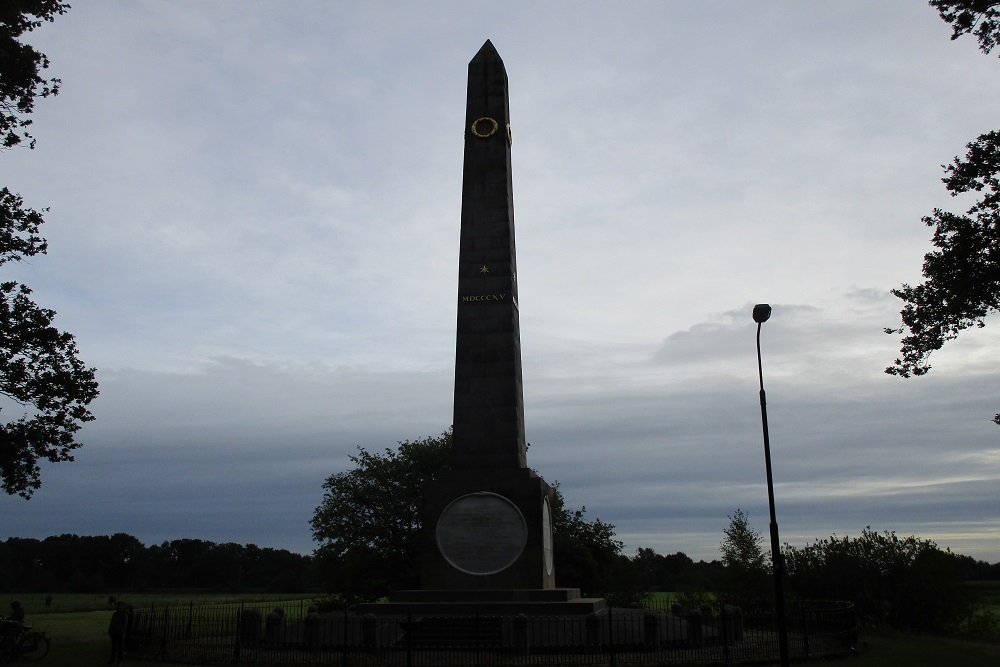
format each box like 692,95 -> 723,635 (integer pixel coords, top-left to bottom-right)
422,469 -> 554,590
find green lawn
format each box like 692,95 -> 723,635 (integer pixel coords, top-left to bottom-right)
9,593 -> 317,667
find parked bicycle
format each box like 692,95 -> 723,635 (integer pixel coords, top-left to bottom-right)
0,618 -> 50,665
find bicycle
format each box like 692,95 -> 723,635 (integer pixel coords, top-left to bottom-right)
0,620 -> 50,665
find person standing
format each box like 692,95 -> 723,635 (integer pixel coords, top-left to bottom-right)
107,601 -> 128,665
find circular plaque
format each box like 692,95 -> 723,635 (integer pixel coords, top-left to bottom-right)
436,492 -> 527,575
542,496 -> 554,575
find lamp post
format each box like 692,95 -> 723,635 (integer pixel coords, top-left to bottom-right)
753,303 -> 790,667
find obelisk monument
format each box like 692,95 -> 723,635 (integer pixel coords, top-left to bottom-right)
420,40 -> 557,591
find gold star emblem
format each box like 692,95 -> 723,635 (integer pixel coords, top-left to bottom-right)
479,265 -> 489,274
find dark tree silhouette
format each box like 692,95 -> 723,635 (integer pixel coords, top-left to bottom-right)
1,2 -> 98,497
886,2 -> 1000,423
310,429 -> 622,600
931,0 -> 1000,53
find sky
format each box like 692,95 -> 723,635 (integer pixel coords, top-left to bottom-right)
1,1 -> 998,565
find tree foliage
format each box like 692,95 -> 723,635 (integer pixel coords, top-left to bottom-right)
886,131 -> 1000,384
720,508 -> 767,572
1,1 -> 98,497
0,534 -> 314,592
549,481 -> 624,594
717,509 -> 771,610
886,2 -> 1000,423
629,547 -> 725,606
0,1 -> 68,149
310,431 -> 452,600
784,528 -> 974,631
310,429 -> 624,601
931,1 -> 1000,55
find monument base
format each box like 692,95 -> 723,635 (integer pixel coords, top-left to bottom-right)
422,468 -> 556,590
358,588 -> 606,616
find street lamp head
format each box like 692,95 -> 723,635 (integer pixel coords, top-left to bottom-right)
753,303 -> 772,324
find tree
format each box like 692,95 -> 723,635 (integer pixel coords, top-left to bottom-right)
0,534 -> 314,591
717,509 -> 771,610
783,528 -> 973,631
310,430 -> 452,600
885,2 -> 1000,422
1,1 -> 98,497
0,1 -> 68,150
629,548 -> 700,594
931,1 -> 1000,54
549,480 -> 624,595
720,508 -> 767,571
310,429 -> 624,601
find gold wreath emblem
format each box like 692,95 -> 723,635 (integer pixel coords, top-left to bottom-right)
470,117 -> 499,139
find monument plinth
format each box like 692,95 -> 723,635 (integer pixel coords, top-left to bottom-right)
375,39 -> 602,615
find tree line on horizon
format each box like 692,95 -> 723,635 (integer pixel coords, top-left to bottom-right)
0,534 -> 315,594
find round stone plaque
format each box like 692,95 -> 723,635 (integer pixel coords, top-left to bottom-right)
436,492 -> 527,575
542,496 -> 554,576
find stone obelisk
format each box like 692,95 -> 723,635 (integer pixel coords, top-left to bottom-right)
420,40 -> 556,591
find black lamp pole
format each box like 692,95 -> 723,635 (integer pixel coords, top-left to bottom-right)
753,303 -> 790,667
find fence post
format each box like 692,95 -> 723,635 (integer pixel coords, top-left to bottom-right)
406,609 -> 413,667
607,608 -> 616,667
800,607 -> 811,658
265,607 -> 284,646
238,607 -> 261,646
686,613 -> 703,648
514,613 -> 529,657
160,607 -> 169,661
342,606 -> 350,666
721,608 -> 731,664
585,612 -> 601,651
232,603 -> 242,663
362,613 -> 377,650
644,611 -> 659,651
305,605 -> 320,648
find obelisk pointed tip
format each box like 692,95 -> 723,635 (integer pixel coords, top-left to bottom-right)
472,39 -> 501,63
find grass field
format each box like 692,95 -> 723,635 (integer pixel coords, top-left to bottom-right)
5,593 -> 317,667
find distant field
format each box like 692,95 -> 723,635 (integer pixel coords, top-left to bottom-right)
5,592 -> 318,667
968,581 -> 1000,616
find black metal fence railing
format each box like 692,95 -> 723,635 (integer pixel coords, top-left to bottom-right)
125,599 -> 858,666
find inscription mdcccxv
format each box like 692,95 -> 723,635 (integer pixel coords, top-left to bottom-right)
462,293 -> 506,302
460,293 -> 518,308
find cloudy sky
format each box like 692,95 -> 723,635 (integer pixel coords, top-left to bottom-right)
2,1 -> 998,565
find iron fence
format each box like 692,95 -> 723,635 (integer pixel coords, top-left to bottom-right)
126,599 -> 858,666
